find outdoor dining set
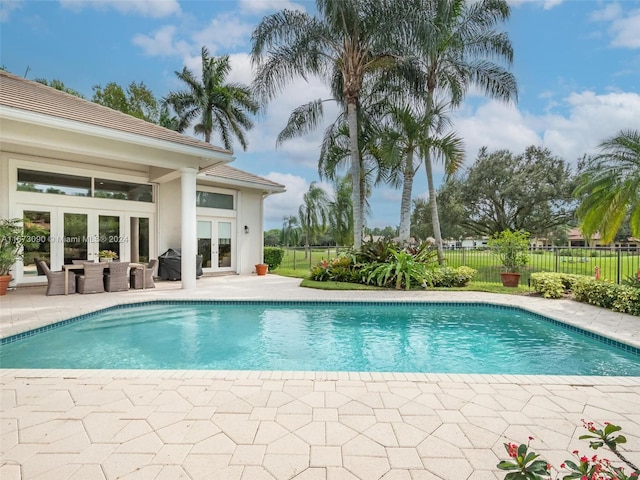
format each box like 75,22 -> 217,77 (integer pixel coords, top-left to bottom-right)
36,259 -> 157,296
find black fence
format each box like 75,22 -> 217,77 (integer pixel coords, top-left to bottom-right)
279,245 -> 640,285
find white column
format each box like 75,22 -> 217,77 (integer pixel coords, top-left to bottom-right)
180,167 -> 198,290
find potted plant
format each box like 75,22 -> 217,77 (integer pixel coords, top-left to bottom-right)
98,250 -> 118,262
488,229 -> 530,287
0,218 -> 25,295
255,263 -> 268,276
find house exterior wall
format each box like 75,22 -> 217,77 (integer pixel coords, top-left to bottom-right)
0,154 -> 272,283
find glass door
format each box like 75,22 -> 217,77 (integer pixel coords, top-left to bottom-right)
22,210 -> 52,279
63,212 -> 89,263
197,218 -> 235,273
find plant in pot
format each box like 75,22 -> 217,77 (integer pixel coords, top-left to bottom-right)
98,250 -> 118,262
0,218 -> 26,295
488,229 -> 530,287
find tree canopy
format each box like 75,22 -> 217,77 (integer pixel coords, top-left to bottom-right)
437,146 -> 577,237
92,81 -> 159,123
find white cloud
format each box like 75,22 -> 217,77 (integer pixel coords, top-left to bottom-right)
507,0 -> 564,10
454,90 -> 640,168
59,0 -> 180,18
263,172 -> 309,225
239,0 -> 307,14
609,10 -> 640,48
590,2 -> 622,22
191,14 -> 253,52
133,25 -> 191,57
591,3 -> 640,49
0,0 -> 23,22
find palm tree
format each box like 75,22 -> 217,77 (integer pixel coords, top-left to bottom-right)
299,182 -> 330,255
328,176 -> 354,246
574,129 -> 640,243
413,0 -> 517,263
379,101 -> 464,244
166,46 -> 258,150
280,215 -> 301,247
251,0 -> 414,248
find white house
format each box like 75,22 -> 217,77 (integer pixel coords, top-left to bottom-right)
0,70 -> 285,289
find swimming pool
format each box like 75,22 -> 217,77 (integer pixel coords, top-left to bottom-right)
1,301 -> 639,375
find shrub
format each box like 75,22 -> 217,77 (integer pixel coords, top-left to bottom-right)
310,255 -> 363,283
573,278 -> 640,316
263,247 -> 284,271
426,266 -> 477,287
530,272 -> 585,298
364,248 -> 427,290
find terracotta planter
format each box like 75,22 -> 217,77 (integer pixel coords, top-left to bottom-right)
255,264 -> 268,276
0,274 -> 12,296
500,272 -> 521,287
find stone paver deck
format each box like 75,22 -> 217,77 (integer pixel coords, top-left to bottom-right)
1,275 -> 639,479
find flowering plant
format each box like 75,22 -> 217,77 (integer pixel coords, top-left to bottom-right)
98,250 -> 118,259
498,421 -> 639,480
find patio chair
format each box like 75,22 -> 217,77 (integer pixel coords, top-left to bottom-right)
34,257 -> 49,276
39,260 -> 76,296
130,259 -> 157,289
104,261 -> 130,292
76,262 -> 106,294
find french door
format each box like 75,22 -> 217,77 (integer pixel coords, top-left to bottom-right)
197,218 -> 235,273
20,207 -> 153,283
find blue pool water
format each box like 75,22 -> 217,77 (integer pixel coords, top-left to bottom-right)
1,301 -> 639,375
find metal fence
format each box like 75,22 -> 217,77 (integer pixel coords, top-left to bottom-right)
278,245 -> 640,285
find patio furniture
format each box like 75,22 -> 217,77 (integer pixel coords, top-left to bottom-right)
34,257 -> 49,276
76,262 -> 106,294
130,259 -> 157,289
39,260 -> 76,296
104,261 -> 130,292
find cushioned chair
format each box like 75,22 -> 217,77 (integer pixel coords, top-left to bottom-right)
39,260 -> 75,296
34,257 -> 49,276
104,261 -> 130,292
130,259 -> 157,289
76,262 -> 106,294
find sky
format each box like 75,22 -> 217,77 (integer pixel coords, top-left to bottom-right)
1,0 -> 639,231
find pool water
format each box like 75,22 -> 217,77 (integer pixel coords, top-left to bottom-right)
1,301 -> 639,375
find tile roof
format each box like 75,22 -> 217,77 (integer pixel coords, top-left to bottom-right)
0,70 -> 231,155
201,164 -> 285,191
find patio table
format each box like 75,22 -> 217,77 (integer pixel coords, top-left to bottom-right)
63,262 -> 146,295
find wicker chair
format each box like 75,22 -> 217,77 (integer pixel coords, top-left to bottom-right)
34,257 -> 49,276
76,262 -> 106,294
104,261 -> 130,292
130,259 -> 157,289
39,260 -> 75,296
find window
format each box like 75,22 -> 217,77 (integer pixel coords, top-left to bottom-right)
17,169 -> 90,196
95,178 -> 153,202
17,169 -> 153,202
196,191 -> 233,209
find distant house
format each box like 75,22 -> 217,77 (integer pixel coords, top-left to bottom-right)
567,227 -> 639,249
0,71 -> 285,288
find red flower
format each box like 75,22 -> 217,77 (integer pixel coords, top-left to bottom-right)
506,443 -> 519,458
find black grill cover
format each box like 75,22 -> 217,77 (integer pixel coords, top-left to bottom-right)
158,248 -> 203,280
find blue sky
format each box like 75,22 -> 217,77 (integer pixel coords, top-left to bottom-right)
1,0 -> 639,231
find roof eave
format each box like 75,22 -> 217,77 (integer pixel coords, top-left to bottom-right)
199,173 -> 286,193
0,105 -> 235,167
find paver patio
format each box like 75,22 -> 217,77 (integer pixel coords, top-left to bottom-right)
1,275 -> 639,479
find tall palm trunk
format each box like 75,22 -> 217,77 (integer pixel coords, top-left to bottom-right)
347,100 -> 363,248
425,148 -> 445,263
424,84 -> 445,264
398,149 -> 415,243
